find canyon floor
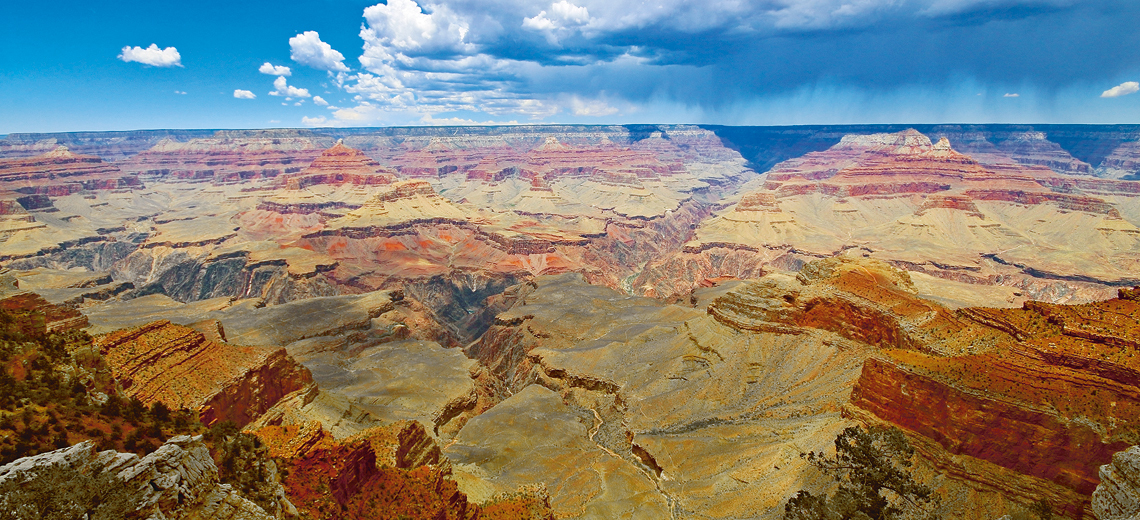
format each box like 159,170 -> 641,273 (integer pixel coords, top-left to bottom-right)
2,124 -> 1140,519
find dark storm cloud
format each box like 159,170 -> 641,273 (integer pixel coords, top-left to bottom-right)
331,0 -> 1139,123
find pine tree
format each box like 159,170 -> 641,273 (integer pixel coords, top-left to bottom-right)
784,426 -> 938,520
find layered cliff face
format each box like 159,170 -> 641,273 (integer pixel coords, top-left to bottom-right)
0,435 -> 277,520
847,286 -> 1140,517
116,131 -> 331,184
0,147 -> 144,259
637,129 -> 1140,303
94,320 -> 313,426
248,419 -> 553,520
5,124 -> 1140,519
278,140 -> 396,192
0,146 -> 141,195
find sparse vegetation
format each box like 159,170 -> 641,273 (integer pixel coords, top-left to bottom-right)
0,307 -> 203,465
783,425 -> 939,520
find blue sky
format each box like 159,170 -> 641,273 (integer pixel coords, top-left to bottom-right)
2,0 -> 1139,133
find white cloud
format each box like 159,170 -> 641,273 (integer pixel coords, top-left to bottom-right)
523,12 -> 557,31
524,2 -> 592,44
269,76 -> 310,98
1102,81 -> 1140,98
419,114 -> 521,125
258,62 -> 292,76
1004,93 -> 1020,97
233,89 -> 256,99
569,96 -> 619,116
550,1 -> 590,24
118,44 -> 182,67
289,31 -> 350,72
360,0 -> 472,58
302,115 -> 347,127
174,90 -> 187,95
313,96 -> 329,106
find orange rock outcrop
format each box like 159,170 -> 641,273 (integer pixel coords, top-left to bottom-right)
252,420 -> 551,520
850,287 -> 1140,516
0,291 -> 89,333
94,320 -> 312,426
281,141 -> 396,190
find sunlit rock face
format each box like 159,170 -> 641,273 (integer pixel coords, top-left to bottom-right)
94,319 -> 313,427
1093,445 -> 1140,520
0,436 -> 279,520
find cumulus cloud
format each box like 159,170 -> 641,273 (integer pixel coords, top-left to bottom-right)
290,31 -> 350,72
523,1 -> 592,44
1003,92 -> 1020,97
259,62 -> 292,76
269,76 -> 310,97
1101,81 -> 1139,98
569,96 -> 618,116
118,44 -> 182,67
234,89 -> 256,99
360,0 -> 472,58
302,116 -> 336,126
174,90 -> 187,95
313,96 -> 329,106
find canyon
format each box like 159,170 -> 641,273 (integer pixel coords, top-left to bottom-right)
0,124 -> 1138,519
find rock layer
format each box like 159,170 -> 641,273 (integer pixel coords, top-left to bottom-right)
95,320 -> 313,426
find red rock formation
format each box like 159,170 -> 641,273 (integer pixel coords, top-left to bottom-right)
252,420 -> 549,520
117,135 -> 325,183
0,291 -> 89,333
94,320 -> 312,426
761,130 -> 1126,209
0,146 -> 141,195
735,192 -> 782,212
281,141 -> 396,190
994,131 -> 1093,175
850,290 -> 1140,516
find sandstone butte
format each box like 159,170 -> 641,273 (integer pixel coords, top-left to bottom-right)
636,129 -> 1140,302
93,319 -> 313,427
279,140 -> 397,191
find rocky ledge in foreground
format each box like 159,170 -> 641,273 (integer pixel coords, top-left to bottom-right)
1093,445 -> 1140,520
0,435 -> 285,520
